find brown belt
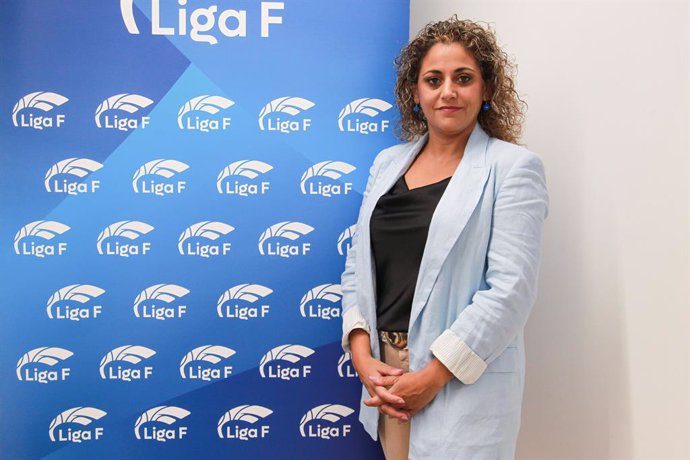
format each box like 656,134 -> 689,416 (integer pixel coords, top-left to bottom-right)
378,331 -> 408,350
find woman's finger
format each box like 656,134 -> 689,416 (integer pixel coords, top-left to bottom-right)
363,395 -> 383,407
373,384 -> 406,406
379,404 -> 410,421
378,364 -> 405,376
369,375 -> 399,387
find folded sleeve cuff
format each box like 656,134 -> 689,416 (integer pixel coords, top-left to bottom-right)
341,307 -> 371,352
430,329 -> 487,384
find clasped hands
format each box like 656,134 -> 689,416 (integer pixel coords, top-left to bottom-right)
353,354 -> 453,422
348,329 -> 453,422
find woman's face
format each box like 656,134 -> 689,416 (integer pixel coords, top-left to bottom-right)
412,42 -> 488,140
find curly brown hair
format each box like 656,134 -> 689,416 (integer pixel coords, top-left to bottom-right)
395,16 -> 526,144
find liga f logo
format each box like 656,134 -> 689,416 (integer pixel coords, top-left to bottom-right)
258,96 -> 315,132
300,161 -> 356,197
299,404 -> 354,438
12,91 -> 68,129
177,95 -> 234,131
178,221 -> 234,257
49,407 -> 107,442
133,283 -> 190,319
14,220 -> 70,257
134,406 -> 190,441
216,160 -> 273,196
217,405 -> 273,440
96,220 -> 154,256
217,284 -> 273,319
119,0 -> 285,43
99,345 -> 156,381
94,93 -> 153,131
179,345 -> 235,380
259,344 -> 314,380
16,347 -> 73,383
44,158 -> 103,194
46,284 -> 105,321
132,159 -> 189,195
338,98 -> 392,134
257,221 -> 314,257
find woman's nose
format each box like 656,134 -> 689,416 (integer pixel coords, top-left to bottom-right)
441,81 -> 457,99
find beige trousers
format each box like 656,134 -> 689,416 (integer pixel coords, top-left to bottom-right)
378,340 -> 411,460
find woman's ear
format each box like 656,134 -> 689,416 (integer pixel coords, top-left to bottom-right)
411,84 -> 419,104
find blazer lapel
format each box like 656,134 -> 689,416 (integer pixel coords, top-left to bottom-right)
356,135 -> 428,326
408,124 -> 491,331
367,135 -> 429,211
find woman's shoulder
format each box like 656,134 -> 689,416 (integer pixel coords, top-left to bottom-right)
485,137 -> 546,179
371,137 -> 421,169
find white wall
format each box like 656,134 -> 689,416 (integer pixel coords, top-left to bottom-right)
410,1 -> 689,459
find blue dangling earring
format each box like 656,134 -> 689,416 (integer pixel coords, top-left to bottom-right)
481,101 -> 491,112
413,104 -> 421,114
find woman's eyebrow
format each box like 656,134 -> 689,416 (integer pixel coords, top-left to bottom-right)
423,67 -> 477,75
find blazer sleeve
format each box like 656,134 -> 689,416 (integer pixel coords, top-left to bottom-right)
340,152 -> 385,352
430,152 -> 549,383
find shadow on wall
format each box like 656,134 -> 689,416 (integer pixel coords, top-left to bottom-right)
517,7 -> 633,459
520,111 -> 634,459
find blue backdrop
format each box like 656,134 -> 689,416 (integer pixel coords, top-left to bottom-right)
0,1 -> 409,458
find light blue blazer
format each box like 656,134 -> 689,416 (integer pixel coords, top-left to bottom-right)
341,123 -> 548,459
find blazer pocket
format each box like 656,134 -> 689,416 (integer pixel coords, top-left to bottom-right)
484,346 -> 518,373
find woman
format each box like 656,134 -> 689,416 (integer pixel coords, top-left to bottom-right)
340,16 -> 548,460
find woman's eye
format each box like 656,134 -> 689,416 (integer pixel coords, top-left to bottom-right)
458,75 -> 471,83
426,78 -> 440,86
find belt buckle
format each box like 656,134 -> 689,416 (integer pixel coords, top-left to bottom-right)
380,331 -> 408,350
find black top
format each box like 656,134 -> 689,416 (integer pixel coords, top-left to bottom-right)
370,174 -> 451,332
